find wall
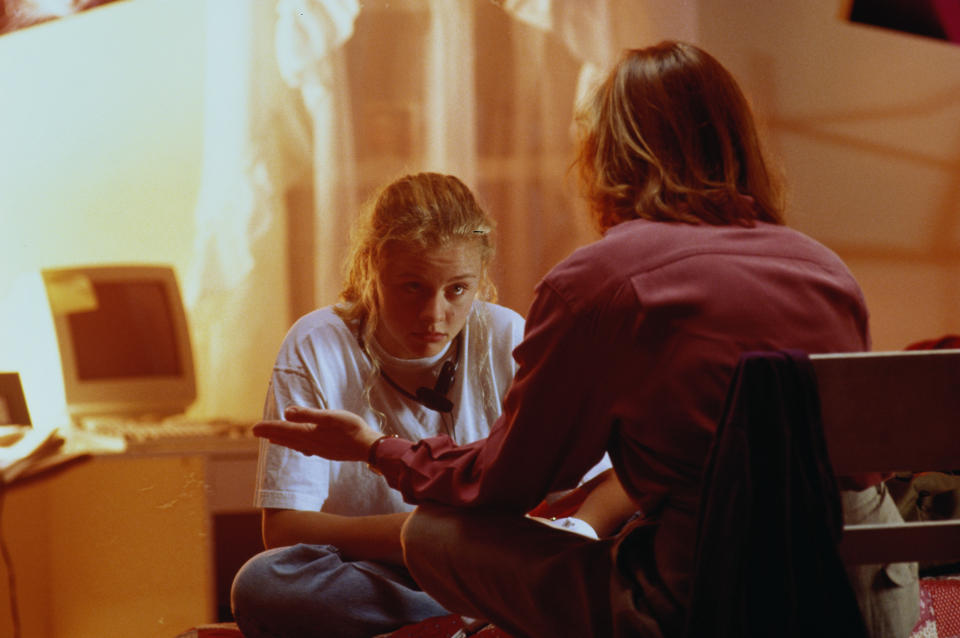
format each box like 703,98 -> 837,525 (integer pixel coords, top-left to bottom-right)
0,0 -> 289,425
0,0 -> 202,291
697,0 -> 960,349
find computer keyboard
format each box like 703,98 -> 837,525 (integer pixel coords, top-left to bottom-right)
77,416 -> 260,454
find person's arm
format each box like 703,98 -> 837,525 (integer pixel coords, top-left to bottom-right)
529,469 -> 640,538
257,285 -> 616,514
256,328 -> 406,559
371,284 -> 615,511
569,470 -> 639,537
262,508 -> 410,565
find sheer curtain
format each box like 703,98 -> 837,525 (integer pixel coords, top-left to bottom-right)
181,0 -> 694,417
278,0 -> 618,317
184,0 -> 308,418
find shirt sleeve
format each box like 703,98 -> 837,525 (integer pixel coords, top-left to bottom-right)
255,352 -> 334,511
373,282 -> 614,512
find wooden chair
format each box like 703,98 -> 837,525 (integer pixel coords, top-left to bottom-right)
811,349 -> 960,565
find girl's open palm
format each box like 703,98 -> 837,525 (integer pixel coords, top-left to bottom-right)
253,406 -> 383,461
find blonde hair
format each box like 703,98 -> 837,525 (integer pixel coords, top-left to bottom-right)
334,172 -> 499,428
335,172 -> 496,340
575,41 -> 784,233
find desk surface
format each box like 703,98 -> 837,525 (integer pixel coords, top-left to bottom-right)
2,453 -> 231,638
3,425 -> 261,488
2,424 -> 262,527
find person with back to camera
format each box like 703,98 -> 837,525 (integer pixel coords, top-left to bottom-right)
254,43 -> 918,637
230,172 -> 633,638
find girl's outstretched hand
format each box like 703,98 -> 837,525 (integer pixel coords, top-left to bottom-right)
253,406 -> 383,461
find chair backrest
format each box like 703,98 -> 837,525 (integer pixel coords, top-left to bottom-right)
810,349 -> 960,564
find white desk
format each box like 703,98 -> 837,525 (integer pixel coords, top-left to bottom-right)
0,440 -> 260,638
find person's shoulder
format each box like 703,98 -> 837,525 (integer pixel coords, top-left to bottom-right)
279,306 -> 359,357
761,222 -> 842,257
539,220 -> 661,301
474,301 -> 525,345
285,306 -> 343,337
549,219 -> 663,270
551,218 -> 843,275
733,222 -> 857,277
479,301 -> 524,327
271,306 -> 368,394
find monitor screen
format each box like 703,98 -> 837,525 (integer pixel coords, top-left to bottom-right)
69,280 -> 182,380
42,264 -> 196,421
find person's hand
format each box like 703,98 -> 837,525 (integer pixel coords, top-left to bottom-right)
252,406 -> 383,461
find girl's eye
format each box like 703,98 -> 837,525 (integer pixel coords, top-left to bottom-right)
402,282 -> 421,293
448,284 -> 467,297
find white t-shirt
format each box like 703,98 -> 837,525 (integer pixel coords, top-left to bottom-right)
255,301 -> 526,516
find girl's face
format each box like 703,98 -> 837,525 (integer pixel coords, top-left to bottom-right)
374,240 -> 482,359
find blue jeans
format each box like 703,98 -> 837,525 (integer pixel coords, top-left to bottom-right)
230,543 -> 449,638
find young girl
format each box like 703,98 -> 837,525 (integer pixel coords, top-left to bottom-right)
232,173 -> 619,638
230,173 -> 525,638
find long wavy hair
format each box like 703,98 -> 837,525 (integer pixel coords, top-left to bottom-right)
334,172 -> 499,427
575,41 -> 784,233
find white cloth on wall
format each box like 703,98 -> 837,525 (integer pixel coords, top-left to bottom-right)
184,0 -> 310,420
186,0 -> 292,305
186,0 -> 257,304
275,0 -> 361,306
497,0 -> 616,104
424,0 -> 478,188
274,1 -> 601,313
498,0 -> 614,64
186,0 -> 695,312
275,0 -> 360,102
269,1 -> 698,315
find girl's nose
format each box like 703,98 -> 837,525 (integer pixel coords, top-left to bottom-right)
419,292 -> 447,323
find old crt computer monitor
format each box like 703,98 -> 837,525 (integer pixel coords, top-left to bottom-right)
42,264 -> 196,422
